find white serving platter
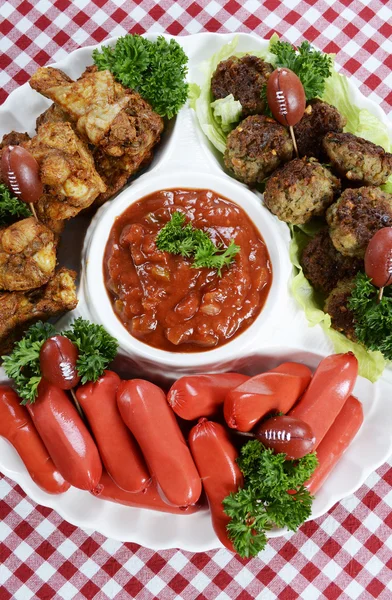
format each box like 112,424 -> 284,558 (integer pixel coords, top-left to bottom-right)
1,32 -> 392,552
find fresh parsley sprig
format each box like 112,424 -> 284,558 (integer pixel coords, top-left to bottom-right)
348,272 -> 392,360
63,318 -> 118,385
92,34 -> 189,119
270,40 -> 333,100
0,183 -> 31,225
155,211 -> 240,276
223,440 -> 318,558
2,322 -> 56,405
93,34 -> 150,91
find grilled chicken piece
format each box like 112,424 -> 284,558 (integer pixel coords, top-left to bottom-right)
30,66 -> 163,203
36,103 -> 71,130
30,67 -> 123,139
34,195 -> 66,237
0,217 -> 57,291
37,104 -> 143,205
0,131 -> 31,149
24,122 -> 106,220
92,147 -> 154,206
0,267 -> 77,355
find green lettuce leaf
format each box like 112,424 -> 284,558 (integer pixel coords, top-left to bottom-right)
381,175 -> 392,194
322,68 -> 392,151
192,36 -> 240,154
211,94 -> 243,133
188,82 -> 201,109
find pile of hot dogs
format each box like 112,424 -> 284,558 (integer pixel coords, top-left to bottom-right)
0,351 -> 363,552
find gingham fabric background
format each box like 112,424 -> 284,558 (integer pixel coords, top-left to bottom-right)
1,1 -> 392,599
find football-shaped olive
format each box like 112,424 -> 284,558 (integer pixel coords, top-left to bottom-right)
40,335 -> 80,389
254,415 -> 316,459
365,227 -> 392,289
266,68 -> 306,127
1,145 -> 43,204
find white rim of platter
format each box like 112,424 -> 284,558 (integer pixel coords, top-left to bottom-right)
1,32 -> 392,552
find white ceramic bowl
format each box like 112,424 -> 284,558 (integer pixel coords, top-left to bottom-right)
83,169 -> 292,378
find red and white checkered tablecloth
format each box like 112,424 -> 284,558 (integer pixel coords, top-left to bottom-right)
1,1 -> 392,598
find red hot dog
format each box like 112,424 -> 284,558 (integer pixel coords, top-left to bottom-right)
289,353 -> 358,448
92,471 -> 202,515
76,371 -> 150,493
117,380 -> 202,507
167,373 -> 249,420
27,379 -> 102,491
224,362 -> 312,432
189,418 -> 243,552
0,385 -> 70,494
306,395 -> 364,494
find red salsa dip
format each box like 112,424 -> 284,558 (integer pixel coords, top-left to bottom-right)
104,189 -> 272,352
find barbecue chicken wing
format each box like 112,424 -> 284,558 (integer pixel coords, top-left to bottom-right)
36,102 -> 71,130
30,67 -> 129,148
24,122 -> 106,220
0,267 -> 77,355
0,131 -> 30,150
34,195 -> 66,237
0,217 -> 57,291
36,102 -> 129,204
92,145 -> 155,206
30,66 -> 163,203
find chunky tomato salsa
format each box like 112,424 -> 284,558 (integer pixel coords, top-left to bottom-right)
104,189 -> 272,352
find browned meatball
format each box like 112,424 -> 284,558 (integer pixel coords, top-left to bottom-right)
293,99 -> 346,159
323,132 -> 392,186
224,115 -> 293,185
301,229 -> 362,295
324,278 -> 357,340
263,157 -> 340,224
211,55 -> 273,116
326,186 -> 392,257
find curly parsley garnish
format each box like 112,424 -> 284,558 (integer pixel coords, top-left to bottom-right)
92,34 -> 189,119
155,211 -> 240,276
63,318 -> 118,385
270,40 -> 333,100
0,183 -> 31,225
223,440 -> 318,558
348,272 -> 392,360
2,322 -> 56,405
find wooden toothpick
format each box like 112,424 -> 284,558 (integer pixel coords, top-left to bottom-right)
289,125 -> 299,158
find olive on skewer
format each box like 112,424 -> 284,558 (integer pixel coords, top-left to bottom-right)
1,145 -> 43,220
266,67 -> 306,157
364,227 -> 392,302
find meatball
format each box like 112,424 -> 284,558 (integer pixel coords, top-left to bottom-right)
326,186 -> 392,257
324,278 -> 357,340
263,157 -> 340,224
224,115 -> 293,185
293,99 -> 346,159
323,132 -> 392,186
301,229 -> 362,295
211,55 -> 273,116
